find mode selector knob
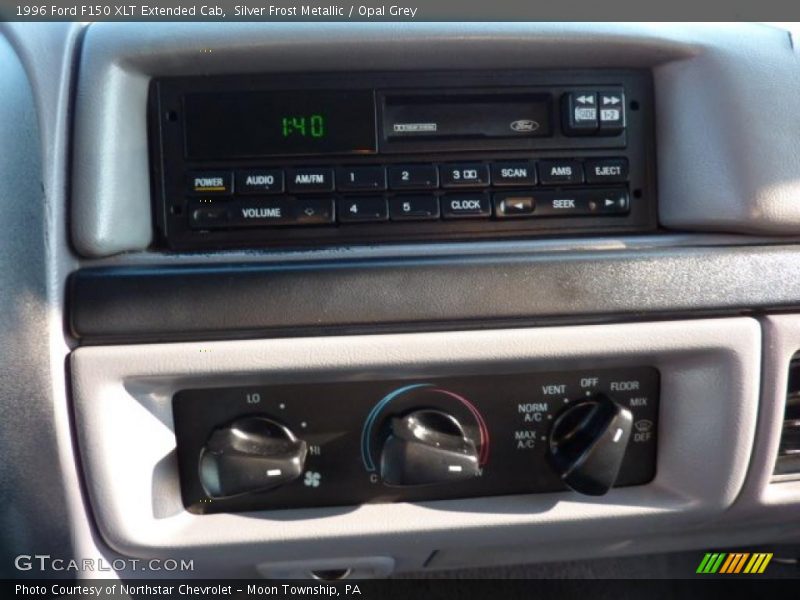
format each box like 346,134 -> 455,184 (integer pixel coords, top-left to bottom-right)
546,394 -> 633,496
380,409 -> 481,486
199,417 -> 308,498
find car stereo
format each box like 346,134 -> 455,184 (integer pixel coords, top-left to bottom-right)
150,70 -> 656,250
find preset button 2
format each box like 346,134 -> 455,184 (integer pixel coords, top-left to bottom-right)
388,165 -> 439,190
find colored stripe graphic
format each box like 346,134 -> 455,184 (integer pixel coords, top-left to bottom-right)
718,554 -> 736,574
733,553 -> 750,573
709,553 -> 726,573
697,553 -> 726,573
696,553 -> 714,573
719,553 -> 748,573
743,553 -> 773,574
697,552 -> 772,574
758,554 -> 773,573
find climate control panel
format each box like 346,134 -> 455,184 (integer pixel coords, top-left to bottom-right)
173,367 -> 659,513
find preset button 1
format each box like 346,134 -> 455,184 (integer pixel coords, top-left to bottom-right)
336,166 -> 387,191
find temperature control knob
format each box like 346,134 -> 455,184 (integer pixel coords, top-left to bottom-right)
380,409 -> 480,486
199,416 -> 307,498
546,394 -> 633,496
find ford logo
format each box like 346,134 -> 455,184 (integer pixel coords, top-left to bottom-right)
510,119 -> 539,132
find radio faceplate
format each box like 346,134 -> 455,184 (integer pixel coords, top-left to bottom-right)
150,70 -> 656,251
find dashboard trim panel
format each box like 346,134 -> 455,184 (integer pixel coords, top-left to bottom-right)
70,244 -> 800,342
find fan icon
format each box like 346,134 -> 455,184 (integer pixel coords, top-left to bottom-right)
303,471 -> 322,488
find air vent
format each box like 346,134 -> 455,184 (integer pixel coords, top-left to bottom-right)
774,356 -> 800,477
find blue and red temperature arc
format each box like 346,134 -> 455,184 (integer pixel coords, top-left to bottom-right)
360,383 -> 490,471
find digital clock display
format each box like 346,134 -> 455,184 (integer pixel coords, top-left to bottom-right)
281,114 -> 326,139
183,90 -> 377,159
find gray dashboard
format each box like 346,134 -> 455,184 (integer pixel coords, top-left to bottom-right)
2,22 -> 800,579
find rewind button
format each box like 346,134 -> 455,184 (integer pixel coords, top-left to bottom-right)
494,192 -> 536,218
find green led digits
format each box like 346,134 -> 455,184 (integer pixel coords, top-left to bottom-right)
281,114 -> 325,139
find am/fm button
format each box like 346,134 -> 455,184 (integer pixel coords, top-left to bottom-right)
287,168 -> 334,193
